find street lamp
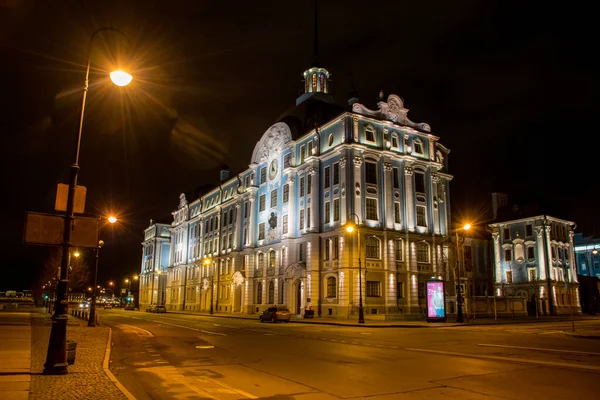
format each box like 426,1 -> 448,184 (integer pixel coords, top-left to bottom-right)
88,215 -> 117,327
204,257 -> 214,314
454,223 -> 471,323
345,213 -> 365,324
44,27 -> 132,375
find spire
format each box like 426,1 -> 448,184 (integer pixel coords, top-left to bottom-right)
313,0 -> 320,67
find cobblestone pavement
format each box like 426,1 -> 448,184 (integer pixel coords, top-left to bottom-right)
29,310 -> 129,400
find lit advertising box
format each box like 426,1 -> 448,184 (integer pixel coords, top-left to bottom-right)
426,280 -> 446,322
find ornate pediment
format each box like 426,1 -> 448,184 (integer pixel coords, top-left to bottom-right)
352,94 -> 431,132
251,122 -> 293,164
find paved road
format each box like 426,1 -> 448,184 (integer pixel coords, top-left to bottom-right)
100,310 -> 600,399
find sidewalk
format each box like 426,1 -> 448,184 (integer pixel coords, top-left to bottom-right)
0,308 -> 133,400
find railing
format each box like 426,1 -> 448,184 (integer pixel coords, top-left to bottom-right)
70,309 -> 101,325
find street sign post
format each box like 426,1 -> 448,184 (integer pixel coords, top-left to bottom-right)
23,212 -> 100,248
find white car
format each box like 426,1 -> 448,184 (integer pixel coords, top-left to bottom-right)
78,302 -> 90,309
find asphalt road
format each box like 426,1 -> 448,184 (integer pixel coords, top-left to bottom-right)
100,310 -> 600,400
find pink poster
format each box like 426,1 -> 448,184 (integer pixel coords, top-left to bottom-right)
427,281 -> 445,319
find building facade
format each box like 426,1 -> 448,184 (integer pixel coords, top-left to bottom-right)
488,216 -> 579,315
139,221 -> 171,310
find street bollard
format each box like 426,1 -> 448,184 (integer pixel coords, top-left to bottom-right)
66,340 -> 77,365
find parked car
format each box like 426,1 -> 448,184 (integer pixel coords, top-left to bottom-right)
103,303 -> 112,310
145,305 -> 156,313
124,303 -> 135,310
78,302 -> 90,309
259,306 -> 291,323
153,305 -> 167,313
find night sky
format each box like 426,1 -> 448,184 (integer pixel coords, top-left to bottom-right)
1,1 -> 597,292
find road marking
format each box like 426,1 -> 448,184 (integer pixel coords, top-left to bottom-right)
154,321 -> 200,331
115,324 -> 154,337
213,324 -> 221,326
195,345 -> 215,349
360,332 -> 371,335
478,343 -> 600,356
406,348 -> 600,372
200,330 -> 227,336
131,317 -> 142,320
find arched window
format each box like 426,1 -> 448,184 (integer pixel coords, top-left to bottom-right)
328,134 -> 334,146
269,250 -> 276,268
326,277 -> 336,298
268,281 -> 275,304
515,244 -> 524,262
366,237 -> 380,259
257,282 -> 263,304
258,253 -> 265,269
416,242 -> 429,263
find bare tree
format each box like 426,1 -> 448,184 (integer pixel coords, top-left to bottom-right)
37,248 -> 90,294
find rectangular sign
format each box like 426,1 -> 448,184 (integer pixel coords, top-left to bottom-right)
23,212 -> 100,248
426,280 -> 446,321
55,184 -> 86,214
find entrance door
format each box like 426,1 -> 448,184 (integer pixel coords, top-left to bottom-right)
234,285 -> 242,312
296,281 -> 302,314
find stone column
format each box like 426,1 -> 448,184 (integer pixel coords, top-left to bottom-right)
353,116 -> 359,142
309,167 -> 318,231
383,161 -> 393,229
353,155 -> 363,221
234,202 -> 242,250
431,173 -> 440,235
248,195 -> 257,246
492,232 -> 502,284
288,175 -> 296,237
340,156 -> 348,224
535,227 -> 547,280
404,164 -> 414,231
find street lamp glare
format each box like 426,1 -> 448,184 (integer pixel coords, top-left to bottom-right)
593,248 -> 599,255
108,216 -> 117,224
109,70 -> 132,86
345,225 -> 355,233
463,223 -> 471,231
73,251 -> 80,258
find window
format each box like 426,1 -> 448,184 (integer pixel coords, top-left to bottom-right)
416,206 -> 426,227
393,168 -> 399,188
243,228 -> 248,245
365,161 -> 377,184
283,153 -> 291,168
300,209 -> 305,230
333,199 -> 340,222
328,134 -> 334,146
503,228 -> 510,240
366,237 -> 380,259
223,211 -> 228,226
394,202 -> 401,224
365,127 -> 375,143
395,239 -> 403,261
333,163 -> 339,185
414,139 -> 423,154
269,250 -> 276,268
324,166 -> 330,188
258,223 -> 265,240
298,243 -> 305,262
300,145 -> 306,164
526,224 -> 533,236
268,281 -> 274,304
415,172 -> 425,194
257,282 -> 263,304
258,252 -> 265,269
245,175 -> 250,189
416,242 -> 429,263
308,141 -> 313,157
271,189 -> 278,207
283,184 -> 289,203
244,202 -> 249,218
366,198 -> 378,221
506,270 -> 513,284
260,167 -> 266,184
505,249 -> 512,262
391,134 -> 399,148
324,239 -> 330,261
333,237 -> 339,259
528,268 -> 537,281
259,194 -> 266,212
228,233 -> 232,249
300,177 -> 305,197
325,202 -> 331,223
397,281 -> 404,298
307,207 -> 311,229
366,281 -> 381,297
283,214 -> 288,234
327,277 -> 336,298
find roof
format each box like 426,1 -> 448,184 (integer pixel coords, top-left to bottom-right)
276,93 -> 346,140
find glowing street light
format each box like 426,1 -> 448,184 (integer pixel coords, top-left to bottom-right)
109,70 -> 132,87
344,213 -> 365,324
107,216 -> 118,224
455,222 -> 472,323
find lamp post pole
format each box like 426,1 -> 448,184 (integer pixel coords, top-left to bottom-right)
88,240 -> 104,327
345,213 -> 364,324
204,257 -> 214,314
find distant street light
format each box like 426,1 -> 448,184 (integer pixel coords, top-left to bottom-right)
44,27 -> 132,375
454,223 -> 471,323
344,213 -> 365,324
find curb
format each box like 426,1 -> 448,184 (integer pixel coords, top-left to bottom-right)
564,333 -> 600,340
102,327 -> 137,400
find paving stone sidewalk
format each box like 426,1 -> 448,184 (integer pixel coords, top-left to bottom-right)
29,310 -> 129,400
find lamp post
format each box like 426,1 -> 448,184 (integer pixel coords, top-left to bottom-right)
88,215 -> 117,327
454,223 -> 471,323
345,213 -> 365,324
43,27 -> 132,375
204,257 -> 214,314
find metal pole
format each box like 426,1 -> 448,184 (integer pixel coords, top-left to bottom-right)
88,244 -> 100,327
358,228 -> 365,324
150,273 -> 155,305
209,265 -> 214,314
455,230 -> 464,323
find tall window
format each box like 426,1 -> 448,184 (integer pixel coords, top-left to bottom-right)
414,139 -> 423,154
333,199 -> 340,222
298,242 -> 305,262
415,172 -> 425,194
324,239 -> 330,261
308,141 -> 313,157
505,249 -> 512,262
259,194 -> 266,212
393,168 -> 399,188
366,198 -> 378,221
395,239 -> 403,261
244,202 -> 249,218
258,223 -> 265,240
283,184 -> 289,203
300,145 -> 306,164
526,224 -> 533,236
333,163 -> 340,185
324,166 -> 331,188
283,153 -> 291,168
365,161 -> 377,184
416,242 -> 429,263
366,281 -> 380,297
416,206 -> 426,227
394,202 -> 401,223
258,253 -> 265,269
527,246 -> 535,260
307,207 -> 311,229
271,189 -> 278,207
327,277 -> 336,298
325,202 -> 331,223
366,237 -> 380,259
269,250 -> 276,268
257,282 -> 263,304
283,214 -> 288,234
528,268 -> 537,281
397,281 -> 404,298
365,128 -> 375,143
503,228 -> 510,240
300,177 -> 305,197
300,209 -> 305,230
333,237 -> 339,259
506,270 -> 513,284
268,281 -> 274,304
307,175 -> 312,195
260,167 -> 267,184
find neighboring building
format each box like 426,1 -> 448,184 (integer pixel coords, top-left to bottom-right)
573,233 -> 600,278
488,215 -> 579,315
139,220 -> 171,310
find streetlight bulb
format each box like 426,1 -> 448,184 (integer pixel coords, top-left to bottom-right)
110,70 -> 132,86
593,248 -> 599,255
134,275 -> 139,280
346,225 -> 355,233
463,224 -> 471,231
108,216 -> 117,224
73,252 -> 80,258
125,279 -> 129,283
109,281 -> 113,286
